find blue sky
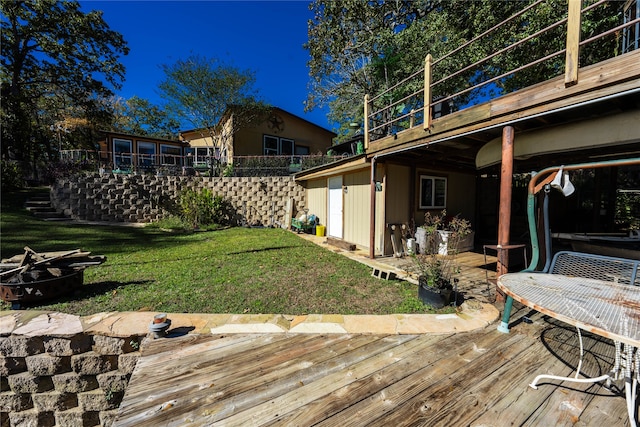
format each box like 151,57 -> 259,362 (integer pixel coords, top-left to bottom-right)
80,1 -> 333,130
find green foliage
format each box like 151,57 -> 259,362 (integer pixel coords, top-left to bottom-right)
222,164 -> 234,177
412,210 -> 470,289
1,0 -> 128,176
0,160 -> 23,190
616,191 -> 640,230
305,0 -> 623,138
158,55 -> 272,163
178,188 -> 232,229
109,96 -> 180,139
145,215 -> 191,232
0,192 -> 438,315
43,160 -> 95,184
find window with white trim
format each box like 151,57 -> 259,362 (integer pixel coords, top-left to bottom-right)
419,175 -> 447,209
263,135 -> 295,155
160,144 -> 181,165
137,142 -> 156,167
113,138 -> 132,168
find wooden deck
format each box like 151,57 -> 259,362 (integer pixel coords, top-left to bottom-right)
114,306 -> 633,426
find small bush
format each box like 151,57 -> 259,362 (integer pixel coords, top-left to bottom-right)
1,160 -> 23,190
179,188 -> 233,229
44,160 -> 94,183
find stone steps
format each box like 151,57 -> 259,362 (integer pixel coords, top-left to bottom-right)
24,194 -> 70,221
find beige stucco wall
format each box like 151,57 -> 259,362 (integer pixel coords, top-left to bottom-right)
384,163 -> 412,255
233,110 -> 333,156
183,109 -> 334,158
301,162 -> 476,256
412,168 -> 476,229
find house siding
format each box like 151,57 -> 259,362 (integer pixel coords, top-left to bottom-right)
306,179 -> 328,227
384,164 -> 412,256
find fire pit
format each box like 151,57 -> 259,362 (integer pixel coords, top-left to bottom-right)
1,247 -> 106,309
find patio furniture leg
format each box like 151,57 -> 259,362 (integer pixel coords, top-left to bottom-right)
530,334 -> 638,427
497,295 -> 513,333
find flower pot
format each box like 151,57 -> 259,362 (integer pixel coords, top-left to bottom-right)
418,276 -> 453,308
436,230 -> 475,255
418,285 -> 452,309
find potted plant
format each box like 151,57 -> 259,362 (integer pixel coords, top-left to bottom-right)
411,211 -> 471,308
415,210 -> 474,255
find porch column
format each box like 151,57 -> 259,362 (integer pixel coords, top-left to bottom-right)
496,126 -> 514,302
369,157 -> 377,259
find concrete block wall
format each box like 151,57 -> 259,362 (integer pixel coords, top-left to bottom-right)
0,333 -> 144,427
50,174 -> 307,226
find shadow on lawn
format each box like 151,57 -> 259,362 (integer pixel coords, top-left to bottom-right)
3,280 -> 153,311
74,279 -> 154,298
227,245 -> 305,255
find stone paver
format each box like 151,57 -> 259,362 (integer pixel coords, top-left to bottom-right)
1,302 -> 499,338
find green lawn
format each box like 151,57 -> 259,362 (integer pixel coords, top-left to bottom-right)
1,188 -> 433,315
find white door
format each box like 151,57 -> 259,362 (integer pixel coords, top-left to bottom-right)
328,176 -> 343,238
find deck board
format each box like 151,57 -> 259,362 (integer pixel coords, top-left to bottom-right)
114,314 -> 634,426
114,252 -> 635,426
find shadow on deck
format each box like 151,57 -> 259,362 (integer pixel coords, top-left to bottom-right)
113,236 -> 633,426
114,309 -> 631,426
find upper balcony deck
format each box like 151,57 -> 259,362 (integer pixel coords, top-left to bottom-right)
364,0 -> 640,172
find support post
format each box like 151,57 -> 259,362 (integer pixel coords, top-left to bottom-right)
364,94 -> 370,150
369,157 -> 377,259
423,54 -> 432,131
564,0 -> 582,87
496,126 -> 514,302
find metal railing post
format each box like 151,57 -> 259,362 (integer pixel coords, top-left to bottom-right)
423,54 -> 433,130
364,94 -> 370,149
565,0 -> 582,87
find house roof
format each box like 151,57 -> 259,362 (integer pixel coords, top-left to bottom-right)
295,154 -> 369,181
99,130 -> 188,146
179,107 -> 336,138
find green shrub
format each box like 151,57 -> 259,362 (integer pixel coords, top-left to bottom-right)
178,188 -> 233,229
1,160 -> 23,190
44,160 -> 94,183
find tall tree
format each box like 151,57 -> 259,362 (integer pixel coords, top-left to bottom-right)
110,96 -> 180,140
305,0 -> 620,141
1,0 -> 128,177
158,55 -> 271,173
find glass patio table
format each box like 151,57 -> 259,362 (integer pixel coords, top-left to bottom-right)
498,272 -> 640,427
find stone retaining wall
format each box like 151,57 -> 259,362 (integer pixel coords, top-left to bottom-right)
50,174 -> 307,226
1,330 -> 143,427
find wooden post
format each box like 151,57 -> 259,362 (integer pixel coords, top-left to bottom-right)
496,126 -> 514,302
364,94 -> 370,150
564,0 -> 582,87
369,157 -> 377,259
423,54 -> 432,131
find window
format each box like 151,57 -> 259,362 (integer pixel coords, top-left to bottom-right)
264,135 -> 279,155
280,138 -> 294,155
295,145 -> 310,155
193,147 -> 211,167
113,138 -> 132,168
137,142 -> 156,168
160,145 -> 181,165
263,135 -> 296,155
419,175 -> 447,209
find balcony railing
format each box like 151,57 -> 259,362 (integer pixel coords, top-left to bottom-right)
59,150 -> 347,177
365,0 -> 640,146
